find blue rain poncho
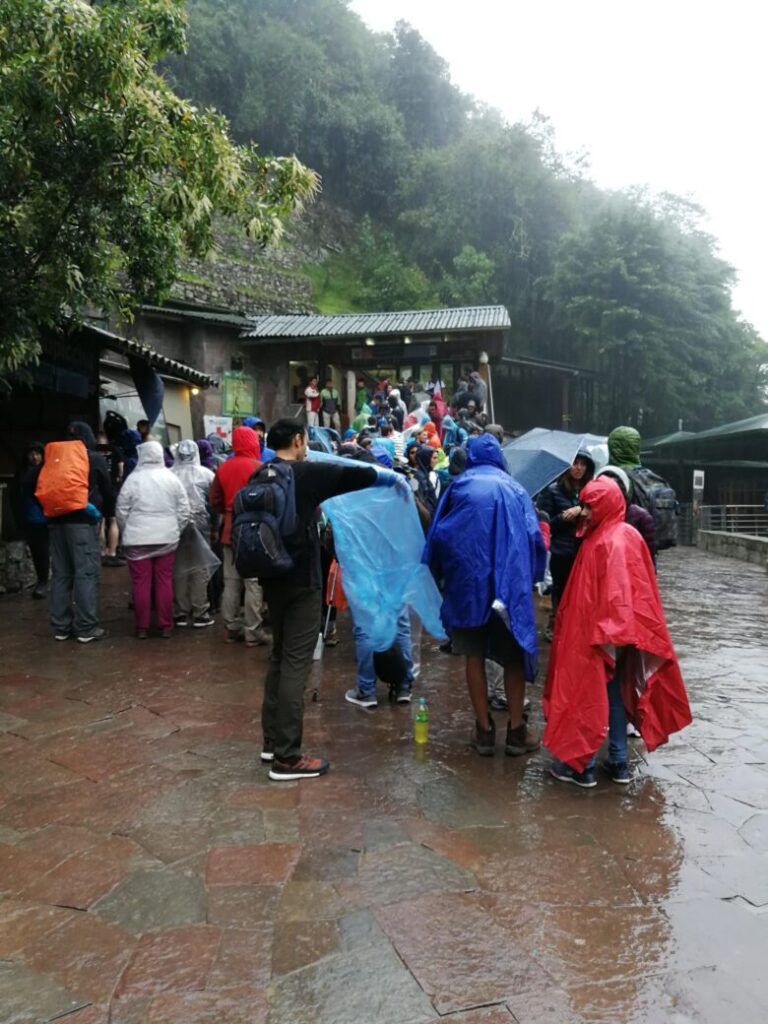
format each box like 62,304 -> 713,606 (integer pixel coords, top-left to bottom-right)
423,434 -> 546,677
307,450 -> 446,649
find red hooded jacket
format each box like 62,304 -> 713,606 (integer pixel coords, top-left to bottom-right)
543,477 -> 691,771
209,427 -> 262,544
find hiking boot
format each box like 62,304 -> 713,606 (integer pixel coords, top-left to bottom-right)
549,762 -> 597,788
245,629 -> 270,648
224,628 -> 244,643
505,721 -> 541,756
269,754 -> 330,781
260,737 -> 275,763
174,615 -> 188,628
604,760 -> 632,785
193,613 -> 215,629
77,628 -> 107,644
345,688 -> 378,710
470,718 -> 496,756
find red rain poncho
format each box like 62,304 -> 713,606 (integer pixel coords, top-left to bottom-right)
543,477 -> 691,771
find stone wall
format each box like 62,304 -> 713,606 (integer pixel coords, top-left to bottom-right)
0,541 -> 35,595
697,530 -> 768,570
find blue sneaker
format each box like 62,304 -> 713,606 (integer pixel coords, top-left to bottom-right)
549,762 -> 597,788
604,761 -> 631,785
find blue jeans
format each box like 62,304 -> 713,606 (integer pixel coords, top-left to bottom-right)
586,673 -> 628,769
353,610 -> 414,697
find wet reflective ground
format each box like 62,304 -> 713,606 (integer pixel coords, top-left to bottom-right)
0,547 -> 766,1023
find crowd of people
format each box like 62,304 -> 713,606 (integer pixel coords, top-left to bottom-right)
11,371 -> 691,786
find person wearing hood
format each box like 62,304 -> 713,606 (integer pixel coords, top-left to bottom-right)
544,477 -> 691,787
172,440 -> 216,627
209,426 -> 268,646
441,415 -> 468,452
607,425 -> 642,471
196,438 -> 216,471
536,449 -> 595,639
46,422 -> 113,642
468,371 -> 488,412
595,465 -> 657,562
116,442 -> 191,638
413,444 -> 440,517
424,434 -> 546,756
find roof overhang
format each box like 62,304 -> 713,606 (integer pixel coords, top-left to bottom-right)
82,321 -> 217,389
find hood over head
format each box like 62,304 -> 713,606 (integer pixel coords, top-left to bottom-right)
371,445 -> 393,468
575,447 -> 596,478
483,423 -> 505,444
595,464 -> 630,498
416,444 -> 436,473
607,426 -> 642,469
196,439 -> 215,469
175,439 -> 201,466
232,426 -> 261,459
577,477 -> 626,535
67,421 -> 95,450
136,440 -> 165,468
466,433 -> 506,472
449,447 -> 468,476
441,414 -> 458,431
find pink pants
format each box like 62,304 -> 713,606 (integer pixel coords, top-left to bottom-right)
128,551 -> 176,632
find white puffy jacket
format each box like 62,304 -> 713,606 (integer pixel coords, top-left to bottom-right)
116,441 -> 191,547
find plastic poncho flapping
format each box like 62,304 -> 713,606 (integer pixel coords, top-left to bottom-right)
307,450 -> 446,649
423,434 -> 547,679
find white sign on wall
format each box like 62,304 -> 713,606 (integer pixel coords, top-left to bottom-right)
203,415 -> 233,444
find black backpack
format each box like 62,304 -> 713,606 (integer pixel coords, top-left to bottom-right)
231,462 -> 299,580
628,467 -> 678,549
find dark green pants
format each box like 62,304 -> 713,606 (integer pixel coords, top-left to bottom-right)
261,582 -> 321,763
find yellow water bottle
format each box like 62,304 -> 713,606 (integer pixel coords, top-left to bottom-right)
414,697 -> 429,744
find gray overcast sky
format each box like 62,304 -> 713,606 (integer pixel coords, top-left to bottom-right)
350,0 -> 768,340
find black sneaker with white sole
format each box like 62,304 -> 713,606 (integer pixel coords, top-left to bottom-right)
269,754 -> 330,781
260,737 -> 275,763
77,628 -> 107,644
193,614 -> 215,628
395,688 -> 412,704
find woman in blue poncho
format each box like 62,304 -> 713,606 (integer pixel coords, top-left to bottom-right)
424,434 -> 546,757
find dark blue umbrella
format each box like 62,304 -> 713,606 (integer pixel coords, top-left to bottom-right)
502,429 -> 606,496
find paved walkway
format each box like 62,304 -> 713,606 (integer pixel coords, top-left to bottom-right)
0,548 -> 766,1023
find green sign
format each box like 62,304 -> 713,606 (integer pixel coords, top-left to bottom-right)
222,371 -> 256,416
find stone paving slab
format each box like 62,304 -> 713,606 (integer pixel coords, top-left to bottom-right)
0,548 -> 767,1022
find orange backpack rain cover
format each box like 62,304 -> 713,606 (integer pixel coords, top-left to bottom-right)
35,441 -> 90,518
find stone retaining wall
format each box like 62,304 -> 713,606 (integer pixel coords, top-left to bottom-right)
697,530 -> 768,570
0,541 -> 36,595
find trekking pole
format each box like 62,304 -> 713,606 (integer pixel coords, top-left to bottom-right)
322,561 -> 339,642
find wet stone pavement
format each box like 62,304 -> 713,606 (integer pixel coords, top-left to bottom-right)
0,547 -> 766,1023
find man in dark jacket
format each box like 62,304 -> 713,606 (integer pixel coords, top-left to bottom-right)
49,421 -> 113,642
260,418 -> 399,781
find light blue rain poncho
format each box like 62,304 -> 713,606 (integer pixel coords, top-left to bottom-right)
307,450 -> 446,649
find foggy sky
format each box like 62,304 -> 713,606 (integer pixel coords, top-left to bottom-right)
350,0 -> 767,341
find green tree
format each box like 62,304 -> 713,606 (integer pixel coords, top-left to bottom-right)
548,194 -> 767,432
0,0 -> 318,375
351,217 -> 436,311
439,246 -> 497,306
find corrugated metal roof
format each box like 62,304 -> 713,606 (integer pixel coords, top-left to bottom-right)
240,306 -> 510,340
84,322 -> 217,388
649,414 -> 768,448
139,304 -> 251,329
